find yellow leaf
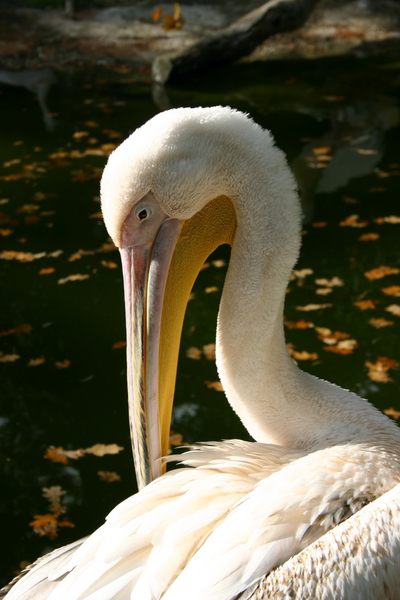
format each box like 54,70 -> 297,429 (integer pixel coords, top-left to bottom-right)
97,470 -> 121,483
339,214 -> 368,228
202,344 -> 215,361
382,286 -> 400,297
58,274 -> 90,285
0,352 -> 20,363
205,380 -> 224,392
55,359 -> 71,369
374,215 -> 400,224
85,443 -> 124,457
358,232 -> 379,242
186,346 -> 202,360
364,266 -> 400,280
324,339 -> 358,355
101,260 -> 118,269
386,304 -> 400,317
28,357 -> 46,367
285,320 -> 314,329
295,303 -> 332,312
384,407 -> 400,420
368,317 -> 394,328
353,299 -> 377,310
39,267 -> 55,275
205,286 -> 218,294
365,357 -> 398,383
315,277 -> 344,287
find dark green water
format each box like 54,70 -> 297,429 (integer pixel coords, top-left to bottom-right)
0,57 -> 399,584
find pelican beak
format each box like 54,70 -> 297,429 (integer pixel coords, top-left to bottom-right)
120,196 -> 236,490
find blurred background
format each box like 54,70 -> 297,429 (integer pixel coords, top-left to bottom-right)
0,0 -> 399,587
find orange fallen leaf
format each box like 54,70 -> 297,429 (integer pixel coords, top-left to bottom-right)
97,470 -> 121,483
44,447 -> 68,464
324,339 -> 358,355
0,250 -> 46,262
288,346 -> 319,361
295,303 -> 332,312
315,287 -> 332,295
211,259 -> 226,268
315,277 -> 344,288
151,5 -> 162,21
382,286 -> 400,297
205,380 -> 224,392
311,222 -> 328,228
386,304 -> 400,317
358,232 -> 379,242
384,407 -> 400,420
58,274 -> 90,285
0,352 -> 20,363
202,344 -> 215,361
312,146 -> 331,156
28,357 -> 46,367
39,267 -> 55,275
55,359 -> 71,369
292,268 -> 313,280
169,431 -> 184,446
365,357 -> 399,383
364,266 -> 400,280
85,443 -> 124,457
101,260 -> 118,269
374,215 -> 400,224
353,299 -> 378,310
186,346 -> 202,360
29,514 -> 58,539
0,323 -> 32,337
0,228 -> 13,236
285,320 -> 314,329
339,214 -> 368,228
112,340 -> 126,350
368,317 -> 394,328
205,286 -> 218,294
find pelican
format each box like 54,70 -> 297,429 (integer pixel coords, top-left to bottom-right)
3,106 -> 400,600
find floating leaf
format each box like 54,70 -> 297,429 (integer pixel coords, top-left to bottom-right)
339,214 -> 368,228
0,323 -> 32,337
55,359 -> 71,369
39,267 -> 55,275
112,340 -> 126,350
368,317 -> 394,328
0,250 -> 46,262
0,228 -> 13,236
315,288 -> 332,296
364,266 -> 400,280
28,357 -> 46,367
0,352 -> 20,363
356,148 -> 377,156
288,345 -> 319,361
85,443 -> 124,457
324,339 -> 358,355
292,268 -> 313,280
285,320 -> 314,329
211,259 -> 226,268
315,277 -> 344,288
353,299 -> 378,310
101,260 -> 118,269
384,407 -> 400,420
295,303 -> 332,312
365,357 -> 399,383
205,286 -> 218,294
169,431 -> 184,446
374,215 -> 400,224
97,470 -> 121,483
386,304 -> 400,317
311,222 -> 328,228
186,346 -> 202,360
205,380 -> 224,392
58,274 -> 90,285
202,344 -> 216,361
382,286 -> 400,297
151,5 -> 162,21
359,232 -> 379,242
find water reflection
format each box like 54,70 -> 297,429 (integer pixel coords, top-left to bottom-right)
0,68 -> 57,131
0,57 -> 399,586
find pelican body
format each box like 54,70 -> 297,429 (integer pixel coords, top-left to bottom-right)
3,107 -> 400,599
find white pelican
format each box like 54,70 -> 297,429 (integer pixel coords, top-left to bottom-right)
3,106 -> 400,600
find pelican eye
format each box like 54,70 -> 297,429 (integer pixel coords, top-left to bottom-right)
136,207 -> 151,221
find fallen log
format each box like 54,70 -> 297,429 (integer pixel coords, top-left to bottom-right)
152,0 -> 319,84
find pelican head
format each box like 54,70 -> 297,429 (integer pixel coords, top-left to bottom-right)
101,106 -> 299,488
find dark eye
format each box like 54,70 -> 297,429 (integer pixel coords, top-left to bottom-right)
137,208 -> 149,221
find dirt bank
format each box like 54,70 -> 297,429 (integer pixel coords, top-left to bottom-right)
0,0 -> 399,77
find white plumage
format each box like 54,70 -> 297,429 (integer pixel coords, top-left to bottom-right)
4,106 -> 400,600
